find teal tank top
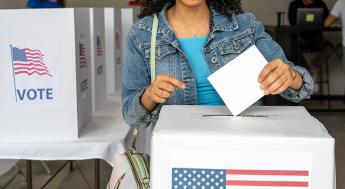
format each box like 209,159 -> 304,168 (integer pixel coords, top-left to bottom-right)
178,36 -> 224,105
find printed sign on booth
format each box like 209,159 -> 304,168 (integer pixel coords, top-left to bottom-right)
79,41 -> 89,99
7,41 -> 59,105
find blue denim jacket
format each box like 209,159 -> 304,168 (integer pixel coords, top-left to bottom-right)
121,5 -> 314,128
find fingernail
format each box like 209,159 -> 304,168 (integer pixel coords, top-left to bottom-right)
182,84 -> 186,89
260,85 -> 264,89
265,90 -> 269,95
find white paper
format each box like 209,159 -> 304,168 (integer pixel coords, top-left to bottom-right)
208,45 -> 268,116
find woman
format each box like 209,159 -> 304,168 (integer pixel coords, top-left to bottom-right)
27,0 -> 66,8
325,0 -> 345,71
122,0 -> 314,128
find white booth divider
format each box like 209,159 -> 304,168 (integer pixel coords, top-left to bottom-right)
90,8 -> 107,112
0,8 -> 92,142
120,8 -> 134,91
105,7 -> 123,95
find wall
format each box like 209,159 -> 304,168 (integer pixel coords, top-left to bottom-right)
1,0 -> 344,95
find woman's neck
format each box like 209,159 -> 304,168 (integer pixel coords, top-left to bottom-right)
167,1 -> 210,38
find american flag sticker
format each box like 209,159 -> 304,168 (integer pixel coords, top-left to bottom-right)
11,46 -> 52,77
96,35 -> 103,56
79,42 -> 88,69
172,168 -> 310,189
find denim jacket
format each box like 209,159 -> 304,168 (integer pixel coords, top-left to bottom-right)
121,4 -> 314,128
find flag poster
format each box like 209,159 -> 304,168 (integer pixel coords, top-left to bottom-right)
170,150 -> 312,189
6,41 -> 59,105
79,40 -> 89,99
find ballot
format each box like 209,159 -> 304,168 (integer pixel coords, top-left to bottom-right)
208,45 -> 267,116
0,9 -> 92,142
151,106 -> 335,189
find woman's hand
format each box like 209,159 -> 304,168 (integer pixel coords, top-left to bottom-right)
258,59 -> 303,95
140,74 -> 185,112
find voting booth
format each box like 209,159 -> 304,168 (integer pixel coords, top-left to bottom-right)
151,106 -> 335,189
90,8 -> 107,111
105,7 -> 123,94
0,9 -> 92,142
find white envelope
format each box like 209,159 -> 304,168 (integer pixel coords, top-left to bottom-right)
208,45 -> 268,116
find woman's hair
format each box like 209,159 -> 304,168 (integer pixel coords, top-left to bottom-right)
56,0 -> 66,7
39,0 -> 66,7
138,0 -> 243,19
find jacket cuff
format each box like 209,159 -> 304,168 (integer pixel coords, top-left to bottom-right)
131,89 -> 162,128
280,66 -> 314,103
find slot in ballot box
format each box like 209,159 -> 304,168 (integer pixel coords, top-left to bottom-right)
0,8 -> 92,142
151,106 -> 335,189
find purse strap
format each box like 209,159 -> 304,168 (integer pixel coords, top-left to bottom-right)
130,13 -> 159,150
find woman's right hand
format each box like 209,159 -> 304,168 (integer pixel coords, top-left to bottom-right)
140,74 -> 185,112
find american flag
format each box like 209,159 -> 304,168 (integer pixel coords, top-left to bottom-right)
79,43 -> 87,68
172,168 -> 309,189
96,35 -> 103,56
11,46 -> 52,77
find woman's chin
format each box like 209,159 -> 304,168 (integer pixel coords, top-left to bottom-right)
178,0 -> 206,8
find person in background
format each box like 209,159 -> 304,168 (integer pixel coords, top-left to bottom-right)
121,0 -> 314,128
26,0 -> 66,8
288,0 -> 333,75
325,0 -> 345,71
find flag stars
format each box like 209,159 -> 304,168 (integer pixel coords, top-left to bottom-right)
172,168 -> 227,189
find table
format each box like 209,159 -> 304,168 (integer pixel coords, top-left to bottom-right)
264,25 -> 344,110
0,95 -> 131,189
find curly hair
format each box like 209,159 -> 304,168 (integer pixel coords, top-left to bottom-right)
138,0 -> 243,19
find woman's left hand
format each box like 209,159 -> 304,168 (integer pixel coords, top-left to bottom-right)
258,59 -> 297,95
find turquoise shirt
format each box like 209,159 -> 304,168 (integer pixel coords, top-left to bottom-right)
178,36 -> 224,105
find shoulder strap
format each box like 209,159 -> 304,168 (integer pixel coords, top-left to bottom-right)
150,13 -> 159,82
130,13 -> 159,150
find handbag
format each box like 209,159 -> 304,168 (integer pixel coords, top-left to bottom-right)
107,13 -> 159,189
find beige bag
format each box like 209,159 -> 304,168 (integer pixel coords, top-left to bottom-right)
107,13 -> 159,189
107,129 -> 150,189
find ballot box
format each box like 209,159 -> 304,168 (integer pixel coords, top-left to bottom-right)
0,8 -> 92,142
90,8 -> 107,111
151,106 -> 335,189
104,7 -> 123,94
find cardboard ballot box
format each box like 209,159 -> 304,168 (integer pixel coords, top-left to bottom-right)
90,8 -> 107,112
0,8 -> 92,142
151,106 -> 335,189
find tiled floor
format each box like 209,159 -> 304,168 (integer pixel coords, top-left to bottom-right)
0,101 -> 344,189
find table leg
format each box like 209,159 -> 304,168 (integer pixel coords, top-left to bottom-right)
26,160 -> 33,189
69,161 -> 74,172
95,159 -> 100,189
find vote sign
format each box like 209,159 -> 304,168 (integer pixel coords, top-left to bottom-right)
9,43 -> 59,104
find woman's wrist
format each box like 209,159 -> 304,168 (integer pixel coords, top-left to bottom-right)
289,68 -> 303,90
140,88 -> 157,112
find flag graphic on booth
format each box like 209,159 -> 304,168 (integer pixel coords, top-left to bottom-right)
96,35 -> 103,56
172,168 -> 310,189
11,46 -> 52,77
79,42 -> 88,69
10,45 -> 56,103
